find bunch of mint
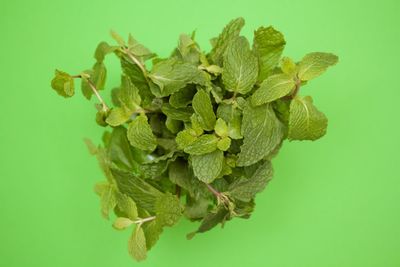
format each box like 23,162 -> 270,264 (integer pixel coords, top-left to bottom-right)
51,17 -> 338,261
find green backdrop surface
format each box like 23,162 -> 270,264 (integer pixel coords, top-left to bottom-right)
1,0 -> 399,266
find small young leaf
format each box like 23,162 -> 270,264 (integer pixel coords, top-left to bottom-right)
217,137 -> 231,151
51,70 -> 75,97
214,118 -> 229,137
113,217 -> 134,230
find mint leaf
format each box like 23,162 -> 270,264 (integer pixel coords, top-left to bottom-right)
127,113 -> 157,152
288,95 -> 328,140
216,103 -> 243,139
149,58 -> 207,97
251,73 -> 296,106
297,52 -> 338,81
184,134 -> 219,155
169,85 -> 196,108
51,70 -> 75,97
237,102 -> 284,166
192,89 -> 216,131
113,217 -> 134,230
191,150 -> 224,183
99,183 -> 117,219
187,205 -> 229,239
214,118 -> 229,137
116,193 -> 139,220
128,226 -> 147,261
161,103 -> 193,122
94,41 -> 117,62
280,57 -> 297,76
253,26 -> 286,82
222,36 -> 258,95
209,17 -> 245,65
81,62 -> 107,100
217,137 -> 231,151
228,161 -> 273,202
155,193 -> 182,227
176,129 -> 197,150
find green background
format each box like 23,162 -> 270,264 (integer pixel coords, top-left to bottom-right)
1,0 -> 399,266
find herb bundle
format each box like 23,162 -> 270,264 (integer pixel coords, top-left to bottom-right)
51,17 -> 338,261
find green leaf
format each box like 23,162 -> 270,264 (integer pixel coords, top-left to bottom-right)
192,89 -> 216,131
253,26 -> 286,82
155,193 -> 182,227
140,160 -> 169,180
217,137 -> 231,151
191,150 -> 224,183
222,36 -> 258,95
116,193 -> 139,220
113,217 -> 134,230
107,127 -> 141,173
81,62 -> 107,100
209,17 -> 245,65
111,168 -> 163,213
251,73 -> 296,106
187,205 -> 229,239
128,34 -> 155,62
288,95 -> 328,140
168,159 -> 202,197
127,113 -> 157,152
297,52 -> 338,81
280,57 -> 297,76
51,70 -> 75,98
237,102 -> 284,166
176,129 -> 197,150
214,118 -> 229,137
161,103 -> 193,122
141,218 -> 163,250
228,161 -> 273,202
94,41 -> 117,62
105,107 -> 131,127
110,30 -> 126,46
149,58 -> 207,97
184,134 -> 219,155
128,226 -> 147,262
216,103 -> 243,139
175,33 -> 200,64
99,183 -> 117,219
169,85 -> 197,108
165,117 -> 182,134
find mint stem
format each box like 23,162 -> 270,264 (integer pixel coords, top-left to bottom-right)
87,79 -> 110,112
204,183 -> 230,206
124,48 -> 147,76
134,216 -> 156,225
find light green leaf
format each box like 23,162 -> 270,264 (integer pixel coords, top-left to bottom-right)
106,107 -> 131,127
190,114 -> 204,136
110,30 -> 126,46
222,36 -> 258,95
217,137 -> 231,151
176,129 -> 197,150
209,17 -> 245,66
297,52 -> 338,81
141,218 -> 163,250
253,26 -> 286,82
83,138 -> 98,155
280,57 -> 297,76
51,69 -> 75,98
288,95 -> 328,140
192,89 -> 216,130
216,103 -> 243,139
116,193 -> 139,220
94,41 -> 117,62
165,117 -> 182,134
127,113 -> 157,152
149,58 -> 207,97
113,217 -> 134,230
184,134 -> 219,155
237,102 -> 284,166
81,62 -> 107,100
214,118 -> 228,137
128,226 -> 147,262
155,193 -> 182,227
99,183 -> 117,219
191,150 -> 224,183
228,161 -> 273,202
251,73 -> 296,105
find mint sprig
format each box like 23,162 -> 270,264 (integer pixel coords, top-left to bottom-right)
51,17 -> 338,261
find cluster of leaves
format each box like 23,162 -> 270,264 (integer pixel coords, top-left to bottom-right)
51,17 -> 338,261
